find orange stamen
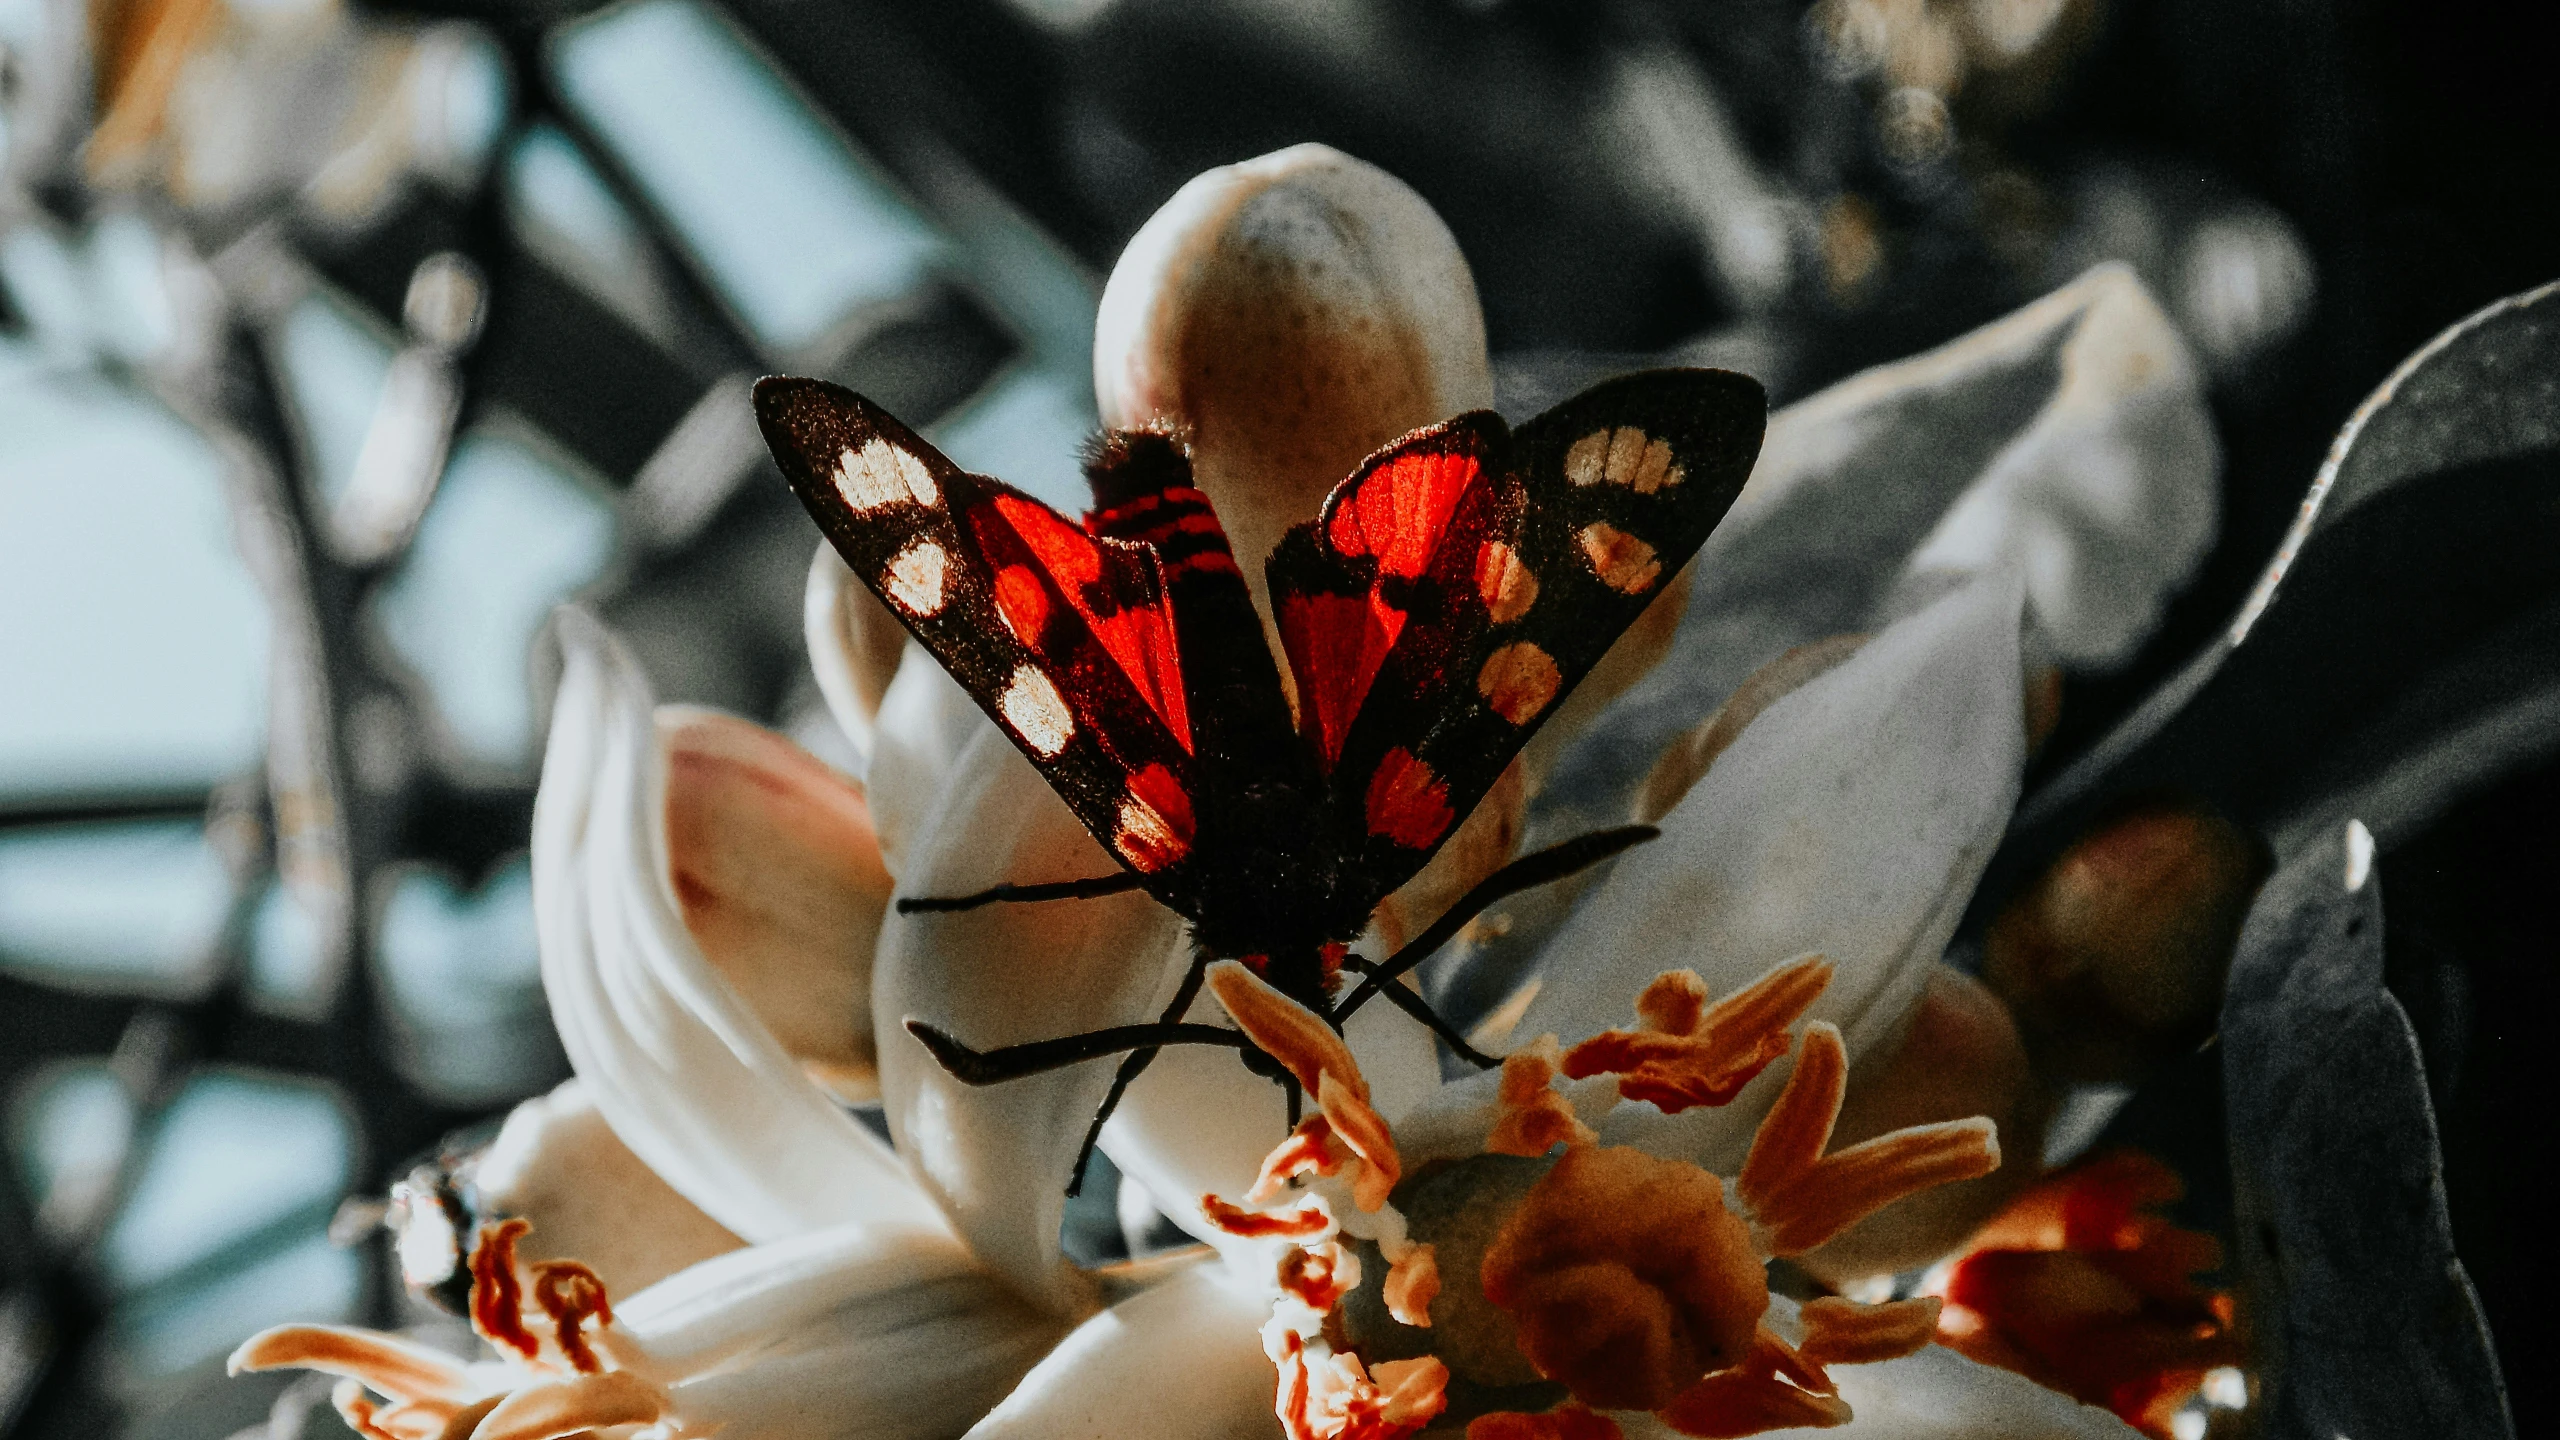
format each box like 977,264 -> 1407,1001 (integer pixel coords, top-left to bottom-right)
330,1380 -> 402,1440
1736,1022 -> 1999,1257
1486,1040 -> 1593,1157
1383,1244 -> 1439,1327
1565,959 -> 1830,1114
227,1324 -> 473,1402
1797,1296 -> 1943,1367
1319,1072 -> 1402,1210
469,1219 -> 543,1361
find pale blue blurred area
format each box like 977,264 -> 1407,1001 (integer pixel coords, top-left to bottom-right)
245,876 -> 328,1016
8,1063 -> 133,1220
503,122 -> 680,346
374,430 -> 616,768
274,291 -> 396,511
0,368 -> 269,800
928,364 -> 1098,512
99,1072 -> 350,1292
0,821 -> 231,993
374,858 -> 557,1103
550,0 -> 945,355
112,1231 -> 363,1380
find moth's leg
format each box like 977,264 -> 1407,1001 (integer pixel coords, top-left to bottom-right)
896,871 -> 1146,915
1063,947 -> 1216,1197
1332,824 -> 1659,1024
1284,1073 -> 1302,1129
904,1016 -> 1249,1085
1339,956 -> 1502,1070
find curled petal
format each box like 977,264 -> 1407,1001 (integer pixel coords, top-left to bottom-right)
877,725 -> 1192,1316
536,612 -> 945,1244
660,705 -> 890,1099
1522,576 -> 2026,1176
226,1324 -> 472,1403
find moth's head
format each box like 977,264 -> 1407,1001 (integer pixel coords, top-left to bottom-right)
1093,143 -> 1492,604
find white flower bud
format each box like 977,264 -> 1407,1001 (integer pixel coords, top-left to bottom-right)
1093,143 -> 1492,600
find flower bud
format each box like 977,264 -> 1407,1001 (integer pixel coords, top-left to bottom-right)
1093,143 -> 1492,603
1984,801 -> 2267,1083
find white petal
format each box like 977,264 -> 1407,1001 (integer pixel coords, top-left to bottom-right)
473,1080 -> 745,1297
862,644 -> 988,876
620,1225 -> 1069,1440
1535,264 -> 2211,839
875,725 -> 1192,1318
962,1262 -> 1276,1440
1511,576 -> 2026,1172
803,541 -> 904,772
1895,263 -> 2217,666
535,611 -> 947,1244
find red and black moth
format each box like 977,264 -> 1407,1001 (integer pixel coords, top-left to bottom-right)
754,369 -> 1766,1188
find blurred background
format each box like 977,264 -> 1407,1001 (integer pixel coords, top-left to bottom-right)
0,0 -> 2551,1435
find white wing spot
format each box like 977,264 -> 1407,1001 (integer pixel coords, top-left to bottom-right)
1579,522 -> 1662,593
883,539 -> 949,617
1564,427 -> 1683,493
999,666 -> 1075,758
835,437 -> 941,512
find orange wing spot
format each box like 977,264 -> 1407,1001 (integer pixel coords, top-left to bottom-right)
1579,522 -> 1662,593
1202,1192 -> 1334,1240
1332,450 -> 1482,579
1476,540 -> 1539,624
993,563 -> 1050,642
1115,762 -> 1195,871
1478,642 -> 1563,725
1365,747 -> 1454,849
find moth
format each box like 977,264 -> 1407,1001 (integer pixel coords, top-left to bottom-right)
755,369 -> 1765,1185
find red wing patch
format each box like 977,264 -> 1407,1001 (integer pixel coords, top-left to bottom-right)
1269,375 -> 1766,921
754,377 -> 1205,902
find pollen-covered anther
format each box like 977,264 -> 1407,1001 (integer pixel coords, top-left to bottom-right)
882,538 -> 949,616
1485,1036 -> 1596,1157
1578,522 -> 1662,594
1274,1329 -> 1451,1440
1735,1022 -> 2000,1258
835,436 -> 940,511
530,1260 -> 613,1373
1467,1404 -> 1625,1440
470,1218 -> 543,1361
1565,427 -> 1684,493
1281,1241 -> 1362,1313
1250,1116 -> 1353,1203
1795,1295 -> 1942,1367
1383,1243 -> 1440,1327
1479,643 -> 1563,725
1563,957 -> 1832,1114
1203,1192 -> 1336,1240
1480,1145 -> 1768,1412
